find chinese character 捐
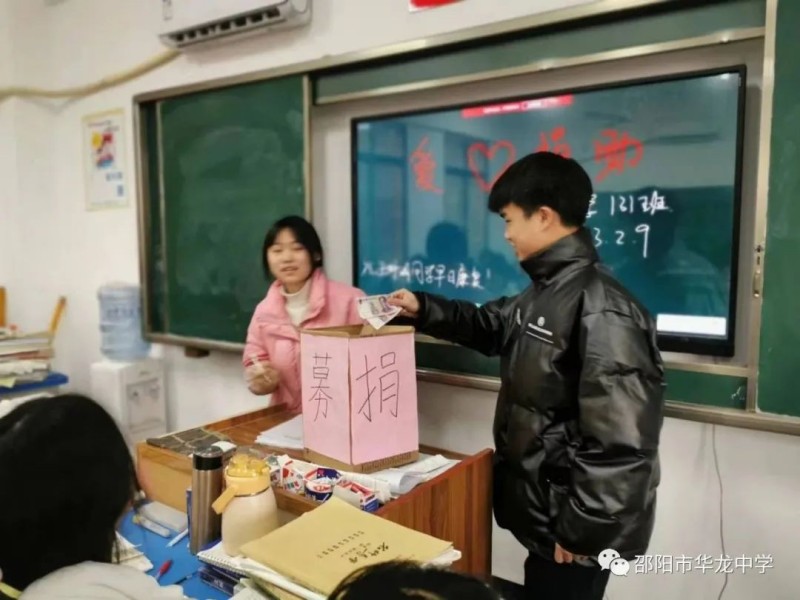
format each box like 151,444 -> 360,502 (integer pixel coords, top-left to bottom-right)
355,352 -> 401,421
379,353 -> 399,417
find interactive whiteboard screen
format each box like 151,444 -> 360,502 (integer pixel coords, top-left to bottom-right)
353,67 -> 746,356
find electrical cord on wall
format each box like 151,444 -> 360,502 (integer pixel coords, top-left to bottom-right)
712,423 -> 729,600
0,49 -> 179,101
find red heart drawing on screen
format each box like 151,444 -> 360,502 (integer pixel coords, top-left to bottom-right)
467,141 -> 517,193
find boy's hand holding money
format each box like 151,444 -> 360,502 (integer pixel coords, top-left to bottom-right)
387,289 -> 420,318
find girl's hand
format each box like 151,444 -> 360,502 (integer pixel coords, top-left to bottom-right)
245,360 -> 280,395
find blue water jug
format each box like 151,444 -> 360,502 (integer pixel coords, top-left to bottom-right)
97,283 -> 150,361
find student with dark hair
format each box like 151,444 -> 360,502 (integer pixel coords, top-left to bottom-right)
0,394 -> 186,599
243,215 -> 365,413
389,152 -> 665,599
328,561 -> 503,600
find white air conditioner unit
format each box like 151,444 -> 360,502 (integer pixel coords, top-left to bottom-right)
158,0 -> 311,49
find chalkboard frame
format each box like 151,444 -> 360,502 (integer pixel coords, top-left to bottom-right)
134,75 -> 313,352
350,64 -> 749,358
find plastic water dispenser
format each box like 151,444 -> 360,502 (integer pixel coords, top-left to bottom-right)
90,358 -> 167,446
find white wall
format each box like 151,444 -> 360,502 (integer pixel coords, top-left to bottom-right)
1,0 -> 58,332
2,1 -> 799,599
425,386 -> 800,599
0,0 -> 15,287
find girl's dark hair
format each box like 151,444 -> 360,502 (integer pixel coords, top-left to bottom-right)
261,215 -> 324,281
0,394 -> 139,591
329,561 -> 503,600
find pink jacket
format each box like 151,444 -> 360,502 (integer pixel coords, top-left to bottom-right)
243,269 -> 365,414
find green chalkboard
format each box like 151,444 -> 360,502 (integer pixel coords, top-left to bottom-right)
757,0 -> 800,418
140,75 -> 308,346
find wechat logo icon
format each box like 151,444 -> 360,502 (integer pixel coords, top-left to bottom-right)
599,548 -> 630,576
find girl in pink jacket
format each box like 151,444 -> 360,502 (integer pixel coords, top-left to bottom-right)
243,216 -> 364,414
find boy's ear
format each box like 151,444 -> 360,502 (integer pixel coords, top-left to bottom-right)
538,206 -> 558,225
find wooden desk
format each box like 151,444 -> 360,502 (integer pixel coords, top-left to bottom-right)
136,406 -> 493,579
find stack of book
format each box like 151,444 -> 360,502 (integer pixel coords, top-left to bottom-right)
198,497 -> 460,600
0,329 -> 54,390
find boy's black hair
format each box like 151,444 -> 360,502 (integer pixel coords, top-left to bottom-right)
261,215 -> 324,280
329,560 -> 503,600
0,394 -> 140,591
488,151 -> 593,227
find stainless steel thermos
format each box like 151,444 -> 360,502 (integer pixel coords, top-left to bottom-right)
189,446 -> 224,554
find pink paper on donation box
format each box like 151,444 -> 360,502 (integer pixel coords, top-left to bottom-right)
301,333 -> 351,462
300,325 -> 419,471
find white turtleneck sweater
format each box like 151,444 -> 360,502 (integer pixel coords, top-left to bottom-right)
280,278 -> 312,326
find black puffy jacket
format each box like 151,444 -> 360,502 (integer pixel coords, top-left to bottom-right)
415,228 -> 665,561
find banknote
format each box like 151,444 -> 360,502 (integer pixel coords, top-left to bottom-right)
357,295 -> 400,330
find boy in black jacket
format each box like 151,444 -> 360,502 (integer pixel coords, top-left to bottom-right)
390,151 -> 665,600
